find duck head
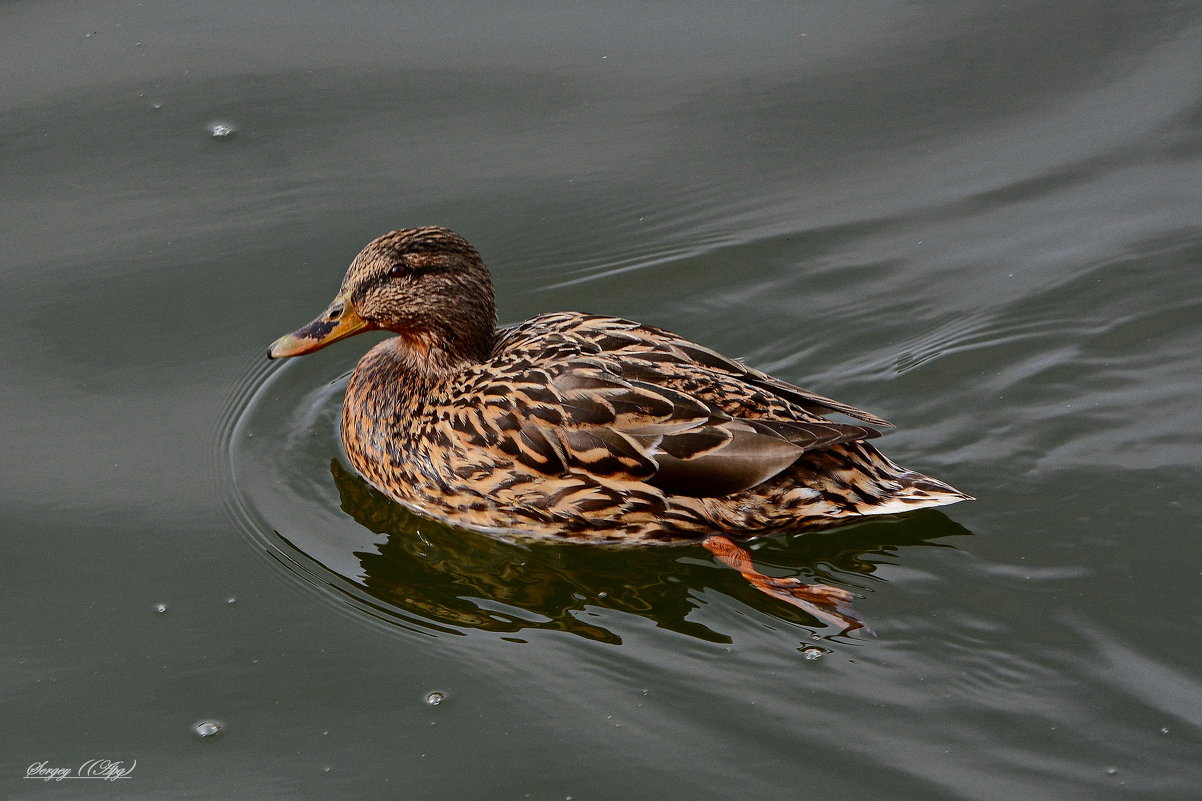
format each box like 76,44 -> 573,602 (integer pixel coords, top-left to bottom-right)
268,227 -> 497,368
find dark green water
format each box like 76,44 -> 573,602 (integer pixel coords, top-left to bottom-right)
5,2 -> 1202,799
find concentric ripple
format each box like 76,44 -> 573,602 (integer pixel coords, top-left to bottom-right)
217,342 -> 972,646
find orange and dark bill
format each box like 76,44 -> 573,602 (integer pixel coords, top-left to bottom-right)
267,293 -> 376,359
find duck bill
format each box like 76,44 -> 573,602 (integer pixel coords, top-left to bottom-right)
267,294 -> 376,359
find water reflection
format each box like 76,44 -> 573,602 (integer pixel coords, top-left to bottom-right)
270,459 -> 972,644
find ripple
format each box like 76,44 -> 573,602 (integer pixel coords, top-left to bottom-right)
192,720 -> 224,738
207,121 -> 235,139
217,342 -> 973,647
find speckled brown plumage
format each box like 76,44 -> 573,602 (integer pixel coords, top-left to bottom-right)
269,226 -> 971,546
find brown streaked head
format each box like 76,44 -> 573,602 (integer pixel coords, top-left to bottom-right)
268,227 -> 497,367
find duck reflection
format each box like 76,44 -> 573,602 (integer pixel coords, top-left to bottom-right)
303,459 -> 971,644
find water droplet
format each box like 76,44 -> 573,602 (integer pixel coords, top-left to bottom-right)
193,720 -> 223,738
208,122 -> 235,139
154,603 -> 167,614
425,692 -> 445,706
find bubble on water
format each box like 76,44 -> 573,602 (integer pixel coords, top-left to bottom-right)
208,122 -> 235,139
425,691 -> 445,706
152,103 -> 162,110
193,720 -> 224,738
1105,767 -> 1118,776
154,603 -> 167,614
800,646 -> 827,660
226,597 -> 237,605
1160,727 -> 1169,734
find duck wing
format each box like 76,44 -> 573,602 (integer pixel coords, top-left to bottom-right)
473,313 -> 883,499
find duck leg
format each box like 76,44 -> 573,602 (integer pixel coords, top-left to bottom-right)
702,535 -> 869,634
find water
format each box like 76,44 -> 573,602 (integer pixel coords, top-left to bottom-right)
4,2 -> 1202,799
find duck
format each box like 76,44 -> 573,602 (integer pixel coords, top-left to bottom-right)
268,226 -> 971,630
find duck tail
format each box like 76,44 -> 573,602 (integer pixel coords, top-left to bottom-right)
864,466 -> 974,515
786,441 -> 972,520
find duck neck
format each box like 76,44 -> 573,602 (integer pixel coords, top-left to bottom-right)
340,339 -> 438,490
343,331 -> 493,456
350,333 -> 486,411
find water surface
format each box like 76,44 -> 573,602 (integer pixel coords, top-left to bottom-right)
4,2 -> 1202,799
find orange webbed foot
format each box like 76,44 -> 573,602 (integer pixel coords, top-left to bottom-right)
702,535 -> 871,635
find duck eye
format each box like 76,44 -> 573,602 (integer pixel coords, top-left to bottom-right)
388,263 -> 408,278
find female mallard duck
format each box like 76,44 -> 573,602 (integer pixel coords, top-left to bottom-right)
269,227 -> 970,629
